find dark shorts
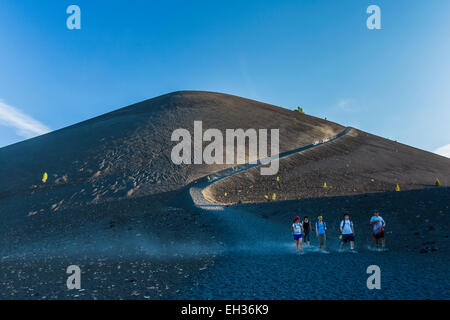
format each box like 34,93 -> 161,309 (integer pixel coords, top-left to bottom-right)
303,232 -> 310,242
293,234 -> 302,241
374,230 -> 384,239
342,234 -> 355,243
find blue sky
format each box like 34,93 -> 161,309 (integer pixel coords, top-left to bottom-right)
0,0 -> 449,156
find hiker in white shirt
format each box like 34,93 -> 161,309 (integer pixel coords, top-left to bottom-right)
340,213 -> 355,251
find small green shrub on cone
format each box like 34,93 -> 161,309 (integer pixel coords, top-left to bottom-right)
296,106 -> 305,114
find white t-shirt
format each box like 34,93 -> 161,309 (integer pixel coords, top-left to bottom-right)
292,223 -> 302,235
340,220 -> 354,234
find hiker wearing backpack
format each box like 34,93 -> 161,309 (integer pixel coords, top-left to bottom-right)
370,210 -> 386,250
340,213 -> 355,251
292,216 -> 304,255
302,216 -> 312,246
315,216 -> 327,251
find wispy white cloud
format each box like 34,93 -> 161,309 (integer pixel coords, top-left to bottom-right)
336,98 -> 358,112
0,100 -> 51,139
239,57 -> 258,100
434,144 -> 450,158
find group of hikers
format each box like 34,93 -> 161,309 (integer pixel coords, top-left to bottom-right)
292,210 -> 386,254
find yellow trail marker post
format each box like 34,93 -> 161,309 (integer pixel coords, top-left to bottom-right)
42,172 -> 48,183
395,184 -> 400,192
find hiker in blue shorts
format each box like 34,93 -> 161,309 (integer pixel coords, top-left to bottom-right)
292,216 -> 304,255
